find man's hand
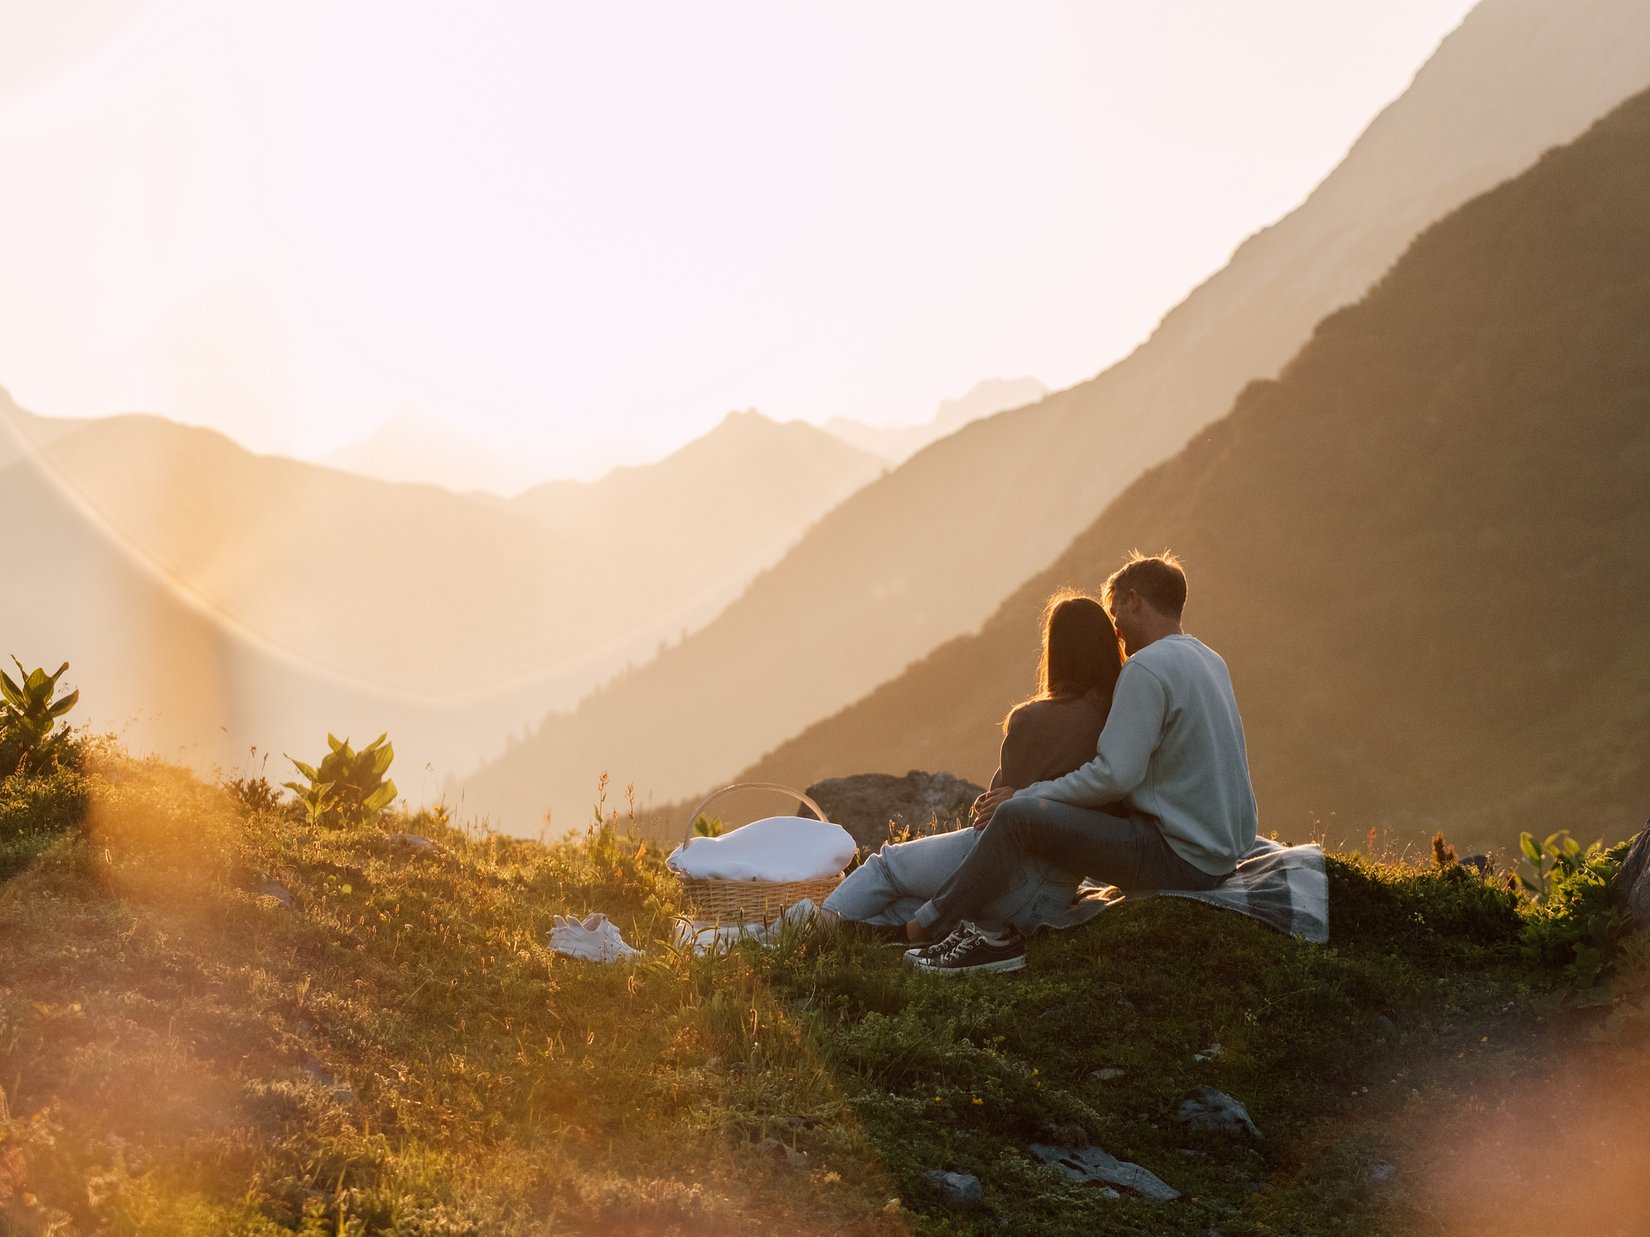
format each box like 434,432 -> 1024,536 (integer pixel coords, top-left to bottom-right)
970,787 -> 1015,829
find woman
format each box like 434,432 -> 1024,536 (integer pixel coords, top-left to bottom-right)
822,589 -> 1124,935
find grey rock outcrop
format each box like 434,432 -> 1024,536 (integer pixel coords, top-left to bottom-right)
805,771 -> 984,852
1176,1087 -> 1261,1138
387,832 -> 440,856
255,880 -> 294,908
923,1170 -> 983,1207
1618,823 -> 1650,930
1029,1143 -> 1181,1202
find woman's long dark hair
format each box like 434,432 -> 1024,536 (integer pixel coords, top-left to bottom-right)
1004,589 -> 1124,730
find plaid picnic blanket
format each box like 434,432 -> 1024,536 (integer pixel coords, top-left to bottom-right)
1076,836 -> 1329,943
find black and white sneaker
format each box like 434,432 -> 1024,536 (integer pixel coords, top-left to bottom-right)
909,924 -> 1026,975
903,922 -> 973,964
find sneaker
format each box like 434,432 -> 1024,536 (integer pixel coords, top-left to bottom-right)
903,922 -> 974,964
550,913 -> 641,962
910,925 -> 1026,975
903,920 -> 1014,962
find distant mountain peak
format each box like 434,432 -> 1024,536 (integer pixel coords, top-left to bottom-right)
707,407 -> 786,438
320,409 -> 540,497
932,376 -> 1049,429
823,375 -> 1048,462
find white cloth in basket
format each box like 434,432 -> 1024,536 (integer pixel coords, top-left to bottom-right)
666,815 -> 855,882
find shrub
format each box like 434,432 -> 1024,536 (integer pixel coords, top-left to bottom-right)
283,733 -> 398,829
1328,852 -> 1523,955
1514,829 -> 1587,903
1519,837 -> 1632,995
0,657 -> 82,775
0,763 -> 91,880
225,773 -> 284,816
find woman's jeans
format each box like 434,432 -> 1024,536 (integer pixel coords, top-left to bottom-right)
911,797 -> 1225,937
824,827 -> 1063,930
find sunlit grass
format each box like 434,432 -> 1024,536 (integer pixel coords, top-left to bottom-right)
1,748 -> 1647,1234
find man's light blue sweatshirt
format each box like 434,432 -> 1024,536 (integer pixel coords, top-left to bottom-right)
1012,634 -> 1258,875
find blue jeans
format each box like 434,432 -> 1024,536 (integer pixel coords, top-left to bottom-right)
912,797 -> 1225,937
823,826 -> 1084,933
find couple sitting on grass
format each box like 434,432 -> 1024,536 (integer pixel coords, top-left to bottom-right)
824,551 -> 1259,974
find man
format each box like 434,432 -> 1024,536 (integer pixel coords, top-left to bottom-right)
904,551 -> 1259,973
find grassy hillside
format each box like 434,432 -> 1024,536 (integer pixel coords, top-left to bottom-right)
3,737 -> 1649,1235
733,83 -> 1650,857
465,1 -> 1650,832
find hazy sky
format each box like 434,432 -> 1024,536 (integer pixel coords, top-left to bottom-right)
1,0 -> 1478,480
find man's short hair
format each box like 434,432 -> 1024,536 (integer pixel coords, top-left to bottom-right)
1104,551 -> 1187,619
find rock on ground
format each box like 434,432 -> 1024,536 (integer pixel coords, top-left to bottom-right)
387,832 -> 440,855
255,880 -> 294,907
1618,823 -> 1650,930
923,1170 -> 983,1207
805,771 -> 983,853
1028,1143 -> 1181,1202
1176,1087 -> 1262,1138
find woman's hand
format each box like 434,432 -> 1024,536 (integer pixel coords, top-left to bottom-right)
970,787 -> 1016,829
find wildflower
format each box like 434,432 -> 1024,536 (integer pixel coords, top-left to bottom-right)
971,1097 -> 984,1106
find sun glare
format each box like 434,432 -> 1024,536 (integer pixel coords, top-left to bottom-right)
0,1 -> 1476,475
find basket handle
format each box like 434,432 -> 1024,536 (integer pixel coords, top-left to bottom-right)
683,781 -> 829,842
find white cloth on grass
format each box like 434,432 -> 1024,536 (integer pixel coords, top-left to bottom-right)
550,912 -> 641,962
666,816 -> 855,882
674,898 -> 821,956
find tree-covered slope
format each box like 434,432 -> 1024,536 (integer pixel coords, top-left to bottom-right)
736,85 -> 1650,855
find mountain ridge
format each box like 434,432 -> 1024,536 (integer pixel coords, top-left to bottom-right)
0,394 -> 881,781
823,376 -> 1049,462
321,408 -> 541,497
464,0 -> 1650,832
729,82 -> 1650,853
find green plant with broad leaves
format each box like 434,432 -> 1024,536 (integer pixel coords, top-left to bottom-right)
0,657 -> 80,775
691,813 -> 726,838
283,732 -> 397,828
1514,829 -> 1587,903
1518,832 -> 1631,998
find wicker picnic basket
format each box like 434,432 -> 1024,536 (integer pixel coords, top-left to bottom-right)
674,782 -> 844,924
